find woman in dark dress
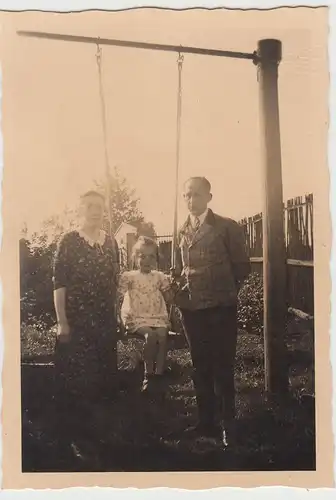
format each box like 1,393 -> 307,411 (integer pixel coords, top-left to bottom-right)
53,190 -> 119,461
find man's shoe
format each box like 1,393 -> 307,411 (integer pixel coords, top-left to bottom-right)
184,423 -> 221,440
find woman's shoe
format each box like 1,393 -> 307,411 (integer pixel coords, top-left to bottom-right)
220,420 -> 236,448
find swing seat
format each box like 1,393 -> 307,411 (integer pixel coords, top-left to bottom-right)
125,330 -> 145,342
124,329 -> 180,341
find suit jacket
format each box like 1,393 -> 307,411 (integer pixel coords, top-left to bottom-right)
175,209 -> 250,311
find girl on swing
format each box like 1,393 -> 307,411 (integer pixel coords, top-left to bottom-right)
117,236 -> 173,392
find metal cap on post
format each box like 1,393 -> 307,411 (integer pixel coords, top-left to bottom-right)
258,38 -> 282,65
257,39 -> 289,395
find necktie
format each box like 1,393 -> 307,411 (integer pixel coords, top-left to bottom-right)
194,217 -> 200,232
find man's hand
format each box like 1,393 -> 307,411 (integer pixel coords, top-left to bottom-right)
170,267 -> 180,280
57,321 -> 71,343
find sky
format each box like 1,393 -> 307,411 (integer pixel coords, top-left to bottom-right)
0,7 -> 328,235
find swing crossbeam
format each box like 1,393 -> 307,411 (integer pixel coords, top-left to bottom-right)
17,30 -> 259,63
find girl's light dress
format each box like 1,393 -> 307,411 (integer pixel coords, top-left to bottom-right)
119,270 -> 171,333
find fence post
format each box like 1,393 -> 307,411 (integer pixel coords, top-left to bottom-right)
257,39 -> 289,394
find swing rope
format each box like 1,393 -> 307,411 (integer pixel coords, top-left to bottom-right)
95,41 -> 185,271
95,40 -> 115,240
95,42 -> 185,337
168,51 -> 184,337
171,51 -> 184,270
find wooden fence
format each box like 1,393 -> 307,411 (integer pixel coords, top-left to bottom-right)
239,194 -> 314,314
156,235 -> 175,273
155,193 -> 314,315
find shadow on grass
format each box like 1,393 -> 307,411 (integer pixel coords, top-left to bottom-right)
21,364 -> 315,473
21,331 -> 315,473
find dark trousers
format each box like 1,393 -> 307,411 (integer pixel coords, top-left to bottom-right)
181,305 -> 238,427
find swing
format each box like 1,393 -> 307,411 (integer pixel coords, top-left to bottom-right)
95,41 -> 185,345
18,29 -> 288,392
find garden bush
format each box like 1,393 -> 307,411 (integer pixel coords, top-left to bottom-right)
238,272 -> 264,334
20,238 -> 57,328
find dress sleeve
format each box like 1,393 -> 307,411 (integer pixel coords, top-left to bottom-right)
118,272 -> 130,296
106,233 -> 120,278
53,234 -> 71,290
112,236 -> 120,275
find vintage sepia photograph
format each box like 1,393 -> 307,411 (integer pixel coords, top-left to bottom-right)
0,5 -> 333,489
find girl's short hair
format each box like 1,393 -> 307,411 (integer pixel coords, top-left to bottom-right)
131,236 -> 159,269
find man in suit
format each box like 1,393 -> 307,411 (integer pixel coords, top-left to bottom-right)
173,176 -> 250,445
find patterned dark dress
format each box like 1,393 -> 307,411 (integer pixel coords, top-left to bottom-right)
53,230 -> 120,417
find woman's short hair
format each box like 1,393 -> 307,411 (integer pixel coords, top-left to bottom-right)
80,190 -> 105,203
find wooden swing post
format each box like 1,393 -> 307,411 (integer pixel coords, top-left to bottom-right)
257,39 -> 289,394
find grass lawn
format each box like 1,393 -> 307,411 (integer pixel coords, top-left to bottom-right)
21,322 -> 315,472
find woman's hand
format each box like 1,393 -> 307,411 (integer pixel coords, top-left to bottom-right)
116,311 -> 127,339
119,323 -> 129,345
57,321 -> 71,343
54,288 -> 70,343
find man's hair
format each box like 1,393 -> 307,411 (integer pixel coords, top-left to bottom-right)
80,190 -> 105,202
184,176 -> 212,192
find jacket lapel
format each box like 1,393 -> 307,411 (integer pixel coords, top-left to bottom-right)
180,210 -> 216,248
190,221 -> 212,246
180,217 -> 190,236
185,226 -> 194,247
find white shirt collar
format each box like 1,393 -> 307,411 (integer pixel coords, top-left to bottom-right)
78,229 -> 106,247
190,208 -> 208,228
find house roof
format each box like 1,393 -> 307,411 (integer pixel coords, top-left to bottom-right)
114,221 -> 138,237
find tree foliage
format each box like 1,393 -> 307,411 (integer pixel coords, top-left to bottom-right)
237,272 -> 264,334
95,169 -> 156,238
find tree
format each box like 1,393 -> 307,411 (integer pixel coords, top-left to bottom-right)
20,207 -> 79,327
133,221 -> 156,239
94,168 -> 156,238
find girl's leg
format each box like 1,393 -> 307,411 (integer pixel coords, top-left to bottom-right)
154,328 -> 168,375
136,327 -> 158,378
